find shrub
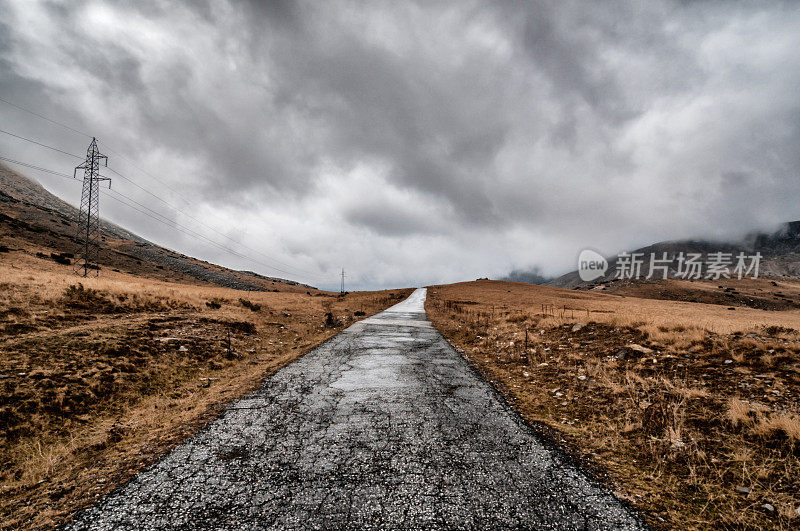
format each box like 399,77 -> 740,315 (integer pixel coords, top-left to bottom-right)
61,284 -> 116,312
50,253 -> 71,265
239,298 -> 261,312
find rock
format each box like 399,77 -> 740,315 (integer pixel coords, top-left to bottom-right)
628,344 -> 653,354
178,346 -> 188,352
735,486 -> 751,495
614,349 -> 627,361
282,310 -> 292,317
724,359 -> 733,364
571,323 -> 585,332
795,506 -> 800,517
578,375 -> 587,381
761,503 -> 775,513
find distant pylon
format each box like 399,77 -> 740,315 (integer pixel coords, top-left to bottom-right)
73,137 -> 110,277
340,268 -> 346,294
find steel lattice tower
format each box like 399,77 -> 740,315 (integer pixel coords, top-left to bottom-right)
74,137 -> 110,277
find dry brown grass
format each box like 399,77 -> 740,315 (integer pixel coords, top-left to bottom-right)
427,280 -> 800,530
0,252 -> 411,529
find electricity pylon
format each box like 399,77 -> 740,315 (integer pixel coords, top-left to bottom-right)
73,137 -> 110,277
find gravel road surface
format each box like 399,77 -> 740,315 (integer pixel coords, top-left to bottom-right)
65,288 -> 644,530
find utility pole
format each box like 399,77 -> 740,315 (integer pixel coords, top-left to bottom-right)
73,137 -> 110,277
340,268 -> 346,294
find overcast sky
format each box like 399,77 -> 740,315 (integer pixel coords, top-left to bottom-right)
1,0 -> 799,290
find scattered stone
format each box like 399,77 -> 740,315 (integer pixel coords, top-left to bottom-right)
724,359 -> 733,364
628,344 -> 653,354
614,349 -> 627,361
760,503 -> 775,513
577,375 -> 587,381
282,310 -> 292,317
795,506 -> 800,517
554,392 -> 563,398
178,346 -> 188,352
571,323 -> 585,332
538,362 -> 549,367
735,486 -> 751,495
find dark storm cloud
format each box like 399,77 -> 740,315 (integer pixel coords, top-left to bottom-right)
1,0 -> 799,288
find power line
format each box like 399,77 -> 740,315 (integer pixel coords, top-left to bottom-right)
0,123 -> 325,279
104,190 -> 322,282
0,152 -> 329,284
0,96 -> 257,231
0,128 -> 82,159
104,166 -> 325,279
0,156 -> 75,178
0,96 -> 93,138
101,145 -> 200,209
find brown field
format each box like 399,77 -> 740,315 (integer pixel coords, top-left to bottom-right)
426,280 -> 800,530
0,249 -> 411,529
602,277 -> 800,312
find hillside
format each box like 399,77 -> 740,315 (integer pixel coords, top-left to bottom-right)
0,164 -> 313,292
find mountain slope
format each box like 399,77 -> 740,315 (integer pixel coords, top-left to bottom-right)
0,164 -> 313,291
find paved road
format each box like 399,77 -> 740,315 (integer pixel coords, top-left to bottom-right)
66,288 -> 644,530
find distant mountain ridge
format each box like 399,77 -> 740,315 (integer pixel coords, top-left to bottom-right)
547,222 -> 800,289
500,268 -> 551,285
